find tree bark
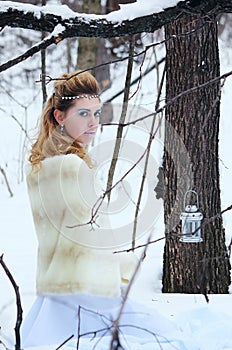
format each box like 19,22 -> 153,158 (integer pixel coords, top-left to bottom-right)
162,14 -> 231,294
77,0 -> 100,69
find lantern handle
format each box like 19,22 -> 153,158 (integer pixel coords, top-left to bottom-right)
184,190 -> 199,209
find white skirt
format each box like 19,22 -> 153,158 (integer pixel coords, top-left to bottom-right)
21,294 -> 193,349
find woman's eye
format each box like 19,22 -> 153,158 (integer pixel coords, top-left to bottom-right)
94,110 -> 102,118
77,109 -> 89,117
76,109 -> 101,118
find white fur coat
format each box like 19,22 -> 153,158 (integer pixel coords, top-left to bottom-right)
26,154 -> 137,297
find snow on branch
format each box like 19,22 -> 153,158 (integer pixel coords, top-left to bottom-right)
0,0 -> 231,39
0,1 -> 231,73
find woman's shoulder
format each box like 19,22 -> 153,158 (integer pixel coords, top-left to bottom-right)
48,154 -> 83,171
44,153 -> 83,166
26,154 -> 86,179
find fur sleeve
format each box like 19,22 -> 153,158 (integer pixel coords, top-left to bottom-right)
119,252 -> 138,283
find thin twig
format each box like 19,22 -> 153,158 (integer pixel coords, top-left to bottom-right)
102,68 -> 232,130
128,44 -> 147,101
116,204 -> 232,254
76,306 -> 81,350
55,334 -> 74,350
103,57 -> 165,103
9,113 -> 29,139
0,340 -> 8,350
227,237 -> 232,258
106,36 -> 135,202
114,235 -> 166,254
0,27 -> 64,73
0,166 -> 13,197
131,63 -> 166,249
37,22 -> 206,85
110,231 -> 153,349
0,255 -> 23,350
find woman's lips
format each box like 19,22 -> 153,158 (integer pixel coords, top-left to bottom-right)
84,131 -> 95,135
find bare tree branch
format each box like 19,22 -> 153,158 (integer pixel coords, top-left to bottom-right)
0,1 -> 231,39
55,334 -> 74,350
0,2 -> 230,79
104,57 -> 165,104
131,63 -> 166,249
76,306 -> 81,350
41,4 -> 48,107
0,255 -> 23,350
0,340 -> 8,350
3,112 -> 29,138
1,20 -> 206,75
228,237 -> 232,258
106,36 -> 135,202
74,306 -> 169,348
0,25 -> 65,73
37,22 -> 207,85
110,231 -> 153,349
117,204 -> 232,254
0,165 -> 13,197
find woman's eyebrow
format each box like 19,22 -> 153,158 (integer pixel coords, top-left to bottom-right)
77,108 -> 90,111
77,108 -> 101,111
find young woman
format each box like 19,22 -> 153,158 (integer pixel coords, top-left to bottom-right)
22,71 -> 190,349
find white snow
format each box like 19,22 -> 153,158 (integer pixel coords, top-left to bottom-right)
105,0 -> 184,21
0,0 -> 184,23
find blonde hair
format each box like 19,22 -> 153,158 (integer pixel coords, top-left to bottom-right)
29,71 -> 100,171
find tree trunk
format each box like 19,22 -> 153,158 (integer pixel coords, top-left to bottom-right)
77,0 -> 101,71
162,14 -> 231,294
77,0 -> 111,91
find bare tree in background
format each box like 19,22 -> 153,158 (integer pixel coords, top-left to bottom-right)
76,0 -> 112,92
161,14 -> 231,294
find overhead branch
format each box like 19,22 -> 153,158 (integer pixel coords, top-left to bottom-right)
0,25 -> 65,72
0,1 -> 231,38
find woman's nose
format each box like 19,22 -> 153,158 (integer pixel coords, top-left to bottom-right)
89,112 -> 98,126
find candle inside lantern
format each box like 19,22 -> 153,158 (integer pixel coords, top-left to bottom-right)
180,193 -> 203,243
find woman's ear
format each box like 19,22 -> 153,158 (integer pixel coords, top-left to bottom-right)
53,109 -> 65,125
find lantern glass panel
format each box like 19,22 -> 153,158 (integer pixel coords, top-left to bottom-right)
180,191 -> 203,243
180,213 -> 203,242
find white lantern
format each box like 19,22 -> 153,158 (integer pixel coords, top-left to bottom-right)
180,190 -> 203,243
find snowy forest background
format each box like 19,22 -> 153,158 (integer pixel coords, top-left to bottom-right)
1,1 -> 232,349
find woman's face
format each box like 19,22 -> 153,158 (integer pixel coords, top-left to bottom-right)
56,97 -> 101,144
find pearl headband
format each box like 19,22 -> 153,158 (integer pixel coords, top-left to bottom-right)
61,94 -> 100,100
